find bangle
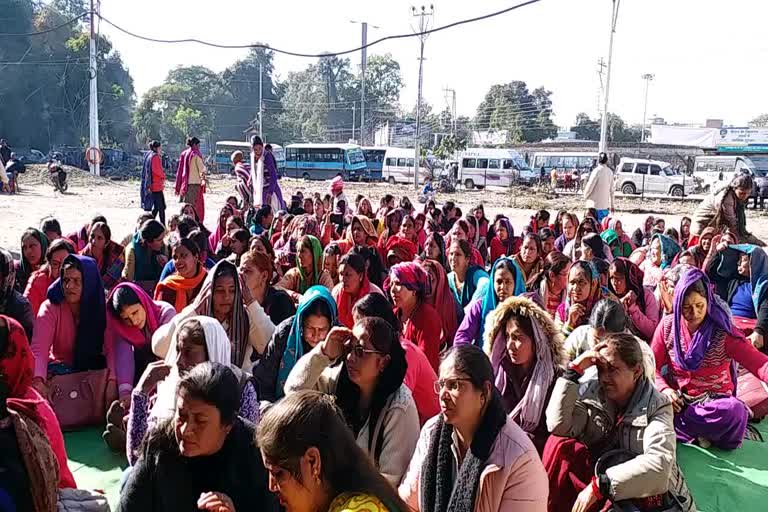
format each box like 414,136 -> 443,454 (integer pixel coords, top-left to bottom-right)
568,362 -> 584,376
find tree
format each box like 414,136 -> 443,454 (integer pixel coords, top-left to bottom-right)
473,81 -> 557,144
750,114 -> 768,128
360,54 -> 403,136
571,112 -> 600,141
277,65 -> 329,142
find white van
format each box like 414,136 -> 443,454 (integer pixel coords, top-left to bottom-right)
458,148 -> 533,189
693,155 -> 756,191
382,147 -> 429,184
615,158 -> 696,197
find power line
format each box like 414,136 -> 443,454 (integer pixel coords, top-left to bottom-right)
0,13 -> 89,36
95,0 -> 544,57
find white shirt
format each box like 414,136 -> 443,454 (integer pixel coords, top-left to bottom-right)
583,164 -> 615,210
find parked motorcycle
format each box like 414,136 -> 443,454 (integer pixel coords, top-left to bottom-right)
48,154 -> 68,192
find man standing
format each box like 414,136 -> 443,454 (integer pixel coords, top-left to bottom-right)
175,136 -> 207,222
0,139 -> 11,166
250,136 -> 285,211
583,152 -> 615,222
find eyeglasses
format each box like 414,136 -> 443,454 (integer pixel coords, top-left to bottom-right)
433,378 -> 472,394
349,345 -> 385,359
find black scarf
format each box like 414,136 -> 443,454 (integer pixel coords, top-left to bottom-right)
420,391 -> 507,512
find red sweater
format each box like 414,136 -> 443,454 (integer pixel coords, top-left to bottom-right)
489,236 -> 521,265
652,314 -> 768,397
398,302 -> 442,372
149,154 -> 165,192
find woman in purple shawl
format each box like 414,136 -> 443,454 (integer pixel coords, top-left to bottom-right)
651,267 -> 768,449
251,136 -> 285,211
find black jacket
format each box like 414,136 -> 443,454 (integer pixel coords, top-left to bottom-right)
1,291 -> 34,340
251,315 -> 311,402
118,418 -> 276,512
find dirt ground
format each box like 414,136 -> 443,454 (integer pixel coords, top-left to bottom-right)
4,165 -> 768,253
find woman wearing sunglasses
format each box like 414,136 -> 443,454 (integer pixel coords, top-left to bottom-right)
284,316 -> 420,486
399,344 -> 548,512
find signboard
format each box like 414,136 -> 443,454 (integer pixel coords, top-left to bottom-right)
717,145 -> 768,153
472,130 -> 508,146
85,147 -> 103,165
718,127 -> 768,146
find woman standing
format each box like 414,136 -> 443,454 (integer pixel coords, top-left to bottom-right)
277,235 -> 334,302
652,268 -> 768,449
454,258 -> 527,347
447,240 -> 489,309
544,333 -> 694,512
14,228 -> 48,293
691,174 -> 764,245
483,296 -> 565,453
120,362 -> 271,511
23,238 -> 75,317
284,317 -> 420,486
80,221 -> 125,290
608,258 -> 659,340
390,262 -> 443,371
140,140 -> 166,226
333,253 -> 384,329
399,345 -> 548,512
513,233 -> 544,291
154,238 -> 207,313
257,390 -> 410,512
525,251 -> 570,317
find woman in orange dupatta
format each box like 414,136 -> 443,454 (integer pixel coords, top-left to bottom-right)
336,215 -> 378,255
153,238 -> 207,312
332,252 -> 384,328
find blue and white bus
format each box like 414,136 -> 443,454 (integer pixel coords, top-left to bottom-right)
362,147 -> 386,181
284,143 -> 368,180
214,140 -> 286,175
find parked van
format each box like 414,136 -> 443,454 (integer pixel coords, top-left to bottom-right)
615,158 -> 696,197
382,147 -> 429,185
458,148 -> 533,189
693,155 -> 756,192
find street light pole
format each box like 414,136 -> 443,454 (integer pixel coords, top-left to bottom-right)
412,4 -> 434,191
640,73 -> 654,143
598,0 -> 621,154
88,0 -> 100,176
351,21 -> 379,145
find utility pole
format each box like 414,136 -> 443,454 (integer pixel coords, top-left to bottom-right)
258,63 -> 263,138
596,58 -> 606,118
412,4 -> 434,190
640,73 -> 654,143
88,0 -> 100,176
352,102 -> 356,141
598,0 -> 621,154
360,22 -> 367,145
443,87 -> 456,136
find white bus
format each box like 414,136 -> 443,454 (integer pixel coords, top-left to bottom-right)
693,155 -> 756,191
531,152 -> 598,173
382,147 -> 429,184
458,148 -> 534,189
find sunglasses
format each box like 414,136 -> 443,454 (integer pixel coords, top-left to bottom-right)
349,344 -> 385,359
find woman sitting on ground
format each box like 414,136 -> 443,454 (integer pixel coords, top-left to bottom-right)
680,216 -> 692,248
447,219 -> 484,267
652,268 -> 768,449
215,228 -> 251,265
352,293 -> 440,426
23,238 -> 75,317
208,204 -> 236,254
608,258 -> 660,340
14,228 -> 48,293
603,217 -> 635,254
563,217 -> 600,261
332,253 -> 384,329
447,239 -> 489,309
525,251 -> 570,318
30,255 -> 107,396
277,235 -> 333,303
257,390 -> 410,512
0,248 -> 34,339
80,221 -> 126,290
126,318 -> 259,466
249,204 -> 273,236
122,219 -> 168,292
601,227 -> 632,259
0,315 -> 77,490
421,231 -> 448,271
544,333 -> 695,512
284,317 -> 420,486
154,238 -> 207,313
238,249 -> 295,327
489,216 -> 521,263
253,286 -> 336,402
686,226 -> 715,268
120,362 -> 271,511
513,233 -> 544,291
454,258 -> 527,347
335,215 -> 379,255
640,234 -> 681,288
554,212 -> 578,253
153,260 -> 275,373
399,344 -> 548,512
389,262 -> 443,371
555,260 -> 604,336
158,228 -> 217,281
323,243 -> 342,287
483,296 -> 565,453
421,258 -> 461,351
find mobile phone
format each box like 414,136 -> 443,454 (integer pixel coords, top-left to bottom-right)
330,213 -> 344,225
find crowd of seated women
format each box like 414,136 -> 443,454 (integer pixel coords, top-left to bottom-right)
3,172 -> 768,512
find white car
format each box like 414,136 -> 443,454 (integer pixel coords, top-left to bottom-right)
615,158 -> 696,197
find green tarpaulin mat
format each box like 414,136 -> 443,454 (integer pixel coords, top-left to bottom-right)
65,422 -> 768,511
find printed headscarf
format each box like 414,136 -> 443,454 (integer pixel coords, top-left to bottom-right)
297,235 -> 324,294
276,286 -> 337,398
152,316 -> 232,420
347,215 -> 378,246
191,260 -> 251,368
672,268 -> 736,375
476,257 -> 526,346
651,233 -> 681,270
47,254 -> 106,371
390,262 -> 430,300
0,248 -> 16,312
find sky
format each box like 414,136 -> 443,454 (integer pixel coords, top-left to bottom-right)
98,0 -> 768,129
